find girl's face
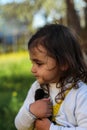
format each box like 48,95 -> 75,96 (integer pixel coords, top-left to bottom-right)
29,45 -> 61,84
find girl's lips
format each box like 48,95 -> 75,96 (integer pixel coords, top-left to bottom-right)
34,75 -> 39,78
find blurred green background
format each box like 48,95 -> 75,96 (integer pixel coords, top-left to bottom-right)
0,52 -> 35,130
0,0 -> 87,130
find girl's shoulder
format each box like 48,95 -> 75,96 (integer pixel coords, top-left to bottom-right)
64,81 -> 87,105
76,81 -> 87,95
77,81 -> 87,91
69,81 -> 87,98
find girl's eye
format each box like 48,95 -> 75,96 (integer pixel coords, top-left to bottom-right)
37,62 -> 44,66
30,60 -> 44,66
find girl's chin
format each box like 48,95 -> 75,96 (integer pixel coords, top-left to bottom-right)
37,78 -> 47,84
37,78 -> 57,84
37,79 -> 45,84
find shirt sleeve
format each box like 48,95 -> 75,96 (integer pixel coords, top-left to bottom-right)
14,81 -> 40,130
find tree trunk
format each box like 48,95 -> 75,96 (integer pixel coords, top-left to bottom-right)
84,2 -> 87,29
65,0 -> 81,33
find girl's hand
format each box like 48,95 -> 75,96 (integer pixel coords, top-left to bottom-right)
30,98 -> 52,118
35,118 -> 51,130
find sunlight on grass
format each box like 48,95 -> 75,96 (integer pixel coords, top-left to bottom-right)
0,51 -> 30,63
0,51 -> 32,76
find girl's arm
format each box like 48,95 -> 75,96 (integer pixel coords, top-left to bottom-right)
14,81 -> 52,130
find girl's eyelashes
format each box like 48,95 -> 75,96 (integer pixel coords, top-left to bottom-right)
36,62 -> 44,66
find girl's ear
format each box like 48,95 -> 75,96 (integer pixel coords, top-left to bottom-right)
60,64 -> 69,71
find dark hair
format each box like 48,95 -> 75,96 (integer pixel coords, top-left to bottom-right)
28,24 -> 87,101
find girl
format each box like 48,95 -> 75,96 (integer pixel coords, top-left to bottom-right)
15,24 -> 87,130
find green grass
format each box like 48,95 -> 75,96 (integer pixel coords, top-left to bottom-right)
0,52 -> 35,130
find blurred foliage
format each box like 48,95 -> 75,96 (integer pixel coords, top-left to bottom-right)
0,0 -> 87,30
0,0 -> 66,32
0,0 -> 87,53
0,52 -> 35,130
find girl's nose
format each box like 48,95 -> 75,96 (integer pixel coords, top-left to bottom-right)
31,64 -> 37,74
